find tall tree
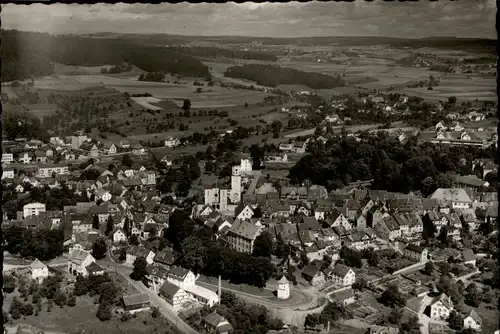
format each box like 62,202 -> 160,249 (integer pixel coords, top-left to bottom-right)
92,215 -> 100,230
252,231 -> 274,258
92,238 -> 107,260
130,256 -> 148,281
105,215 -> 114,236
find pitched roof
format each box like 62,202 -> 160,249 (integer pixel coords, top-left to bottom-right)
302,263 -> 322,279
29,259 -> 47,270
466,309 -> 482,325
331,263 -> 352,277
228,219 -> 261,240
168,265 -> 190,279
159,281 -> 180,299
430,188 -> 472,203
462,249 -> 476,262
405,244 -> 425,254
204,312 -> 229,328
122,293 -> 151,307
277,276 -> 289,284
333,288 -> 354,301
433,293 -> 453,310
86,261 -> 104,273
153,249 -> 175,265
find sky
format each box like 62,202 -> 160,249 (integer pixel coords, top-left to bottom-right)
2,1 -> 496,39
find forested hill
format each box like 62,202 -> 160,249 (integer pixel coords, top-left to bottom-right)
1,30 -> 210,82
224,64 -> 345,89
167,46 -> 277,61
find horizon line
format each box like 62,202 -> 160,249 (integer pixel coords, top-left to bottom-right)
4,29 -> 496,41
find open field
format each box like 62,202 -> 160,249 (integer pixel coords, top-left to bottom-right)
399,73 -> 496,101
205,46 -> 495,101
131,96 -> 163,110
53,63 -> 114,75
2,86 -> 19,99
32,75 -> 270,108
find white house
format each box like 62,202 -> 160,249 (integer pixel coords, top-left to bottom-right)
95,189 -> 112,202
103,143 -> 117,155
68,250 -> 96,277
29,259 -> 49,282
23,203 -> 46,218
430,294 -> 453,321
235,205 -> 254,220
164,137 -> 180,148
2,168 -> 15,180
126,246 -> 155,265
240,158 -> 253,172
112,228 -> 128,244
159,281 -> 191,313
329,263 -> 355,287
463,310 -> 482,331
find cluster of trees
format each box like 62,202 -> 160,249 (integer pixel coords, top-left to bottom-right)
4,226 -> 64,261
305,301 -> 352,329
375,307 -> 421,334
166,210 -> 275,288
224,64 -> 345,89
2,29 -> 210,81
2,184 -> 80,219
187,291 -> 283,334
138,72 -> 166,82
378,284 -> 407,308
290,132 -> 495,194
7,273 -> 78,320
74,273 -> 120,321
169,46 -> 278,61
156,155 -> 202,197
3,111 -> 50,141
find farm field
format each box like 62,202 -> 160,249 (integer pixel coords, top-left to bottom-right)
31,75 -> 271,108
398,73 -> 496,101
2,86 -> 19,99
131,96 -> 163,110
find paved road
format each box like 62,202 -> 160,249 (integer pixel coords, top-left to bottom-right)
97,260 -> 198,334
195,280 -> 316,310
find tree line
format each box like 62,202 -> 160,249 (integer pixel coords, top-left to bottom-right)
224,64 -> 346,89
3,226 -> 65,261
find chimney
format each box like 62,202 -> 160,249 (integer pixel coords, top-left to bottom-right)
218,275 -> 222,303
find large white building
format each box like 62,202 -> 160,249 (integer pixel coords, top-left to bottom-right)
23,203 -> 46,218
2,153 -> 14,165
204,188 -> 229,211
37,164 -> 70,178
153,266 -> 220,313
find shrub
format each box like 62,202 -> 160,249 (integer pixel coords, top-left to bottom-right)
97,304 -> 112,321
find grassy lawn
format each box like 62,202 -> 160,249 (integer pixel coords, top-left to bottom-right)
6,294 -> 176,334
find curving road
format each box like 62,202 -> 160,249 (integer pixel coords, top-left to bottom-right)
195,280 -> 317,310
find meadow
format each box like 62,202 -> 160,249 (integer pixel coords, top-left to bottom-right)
32,74 -> 270,108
